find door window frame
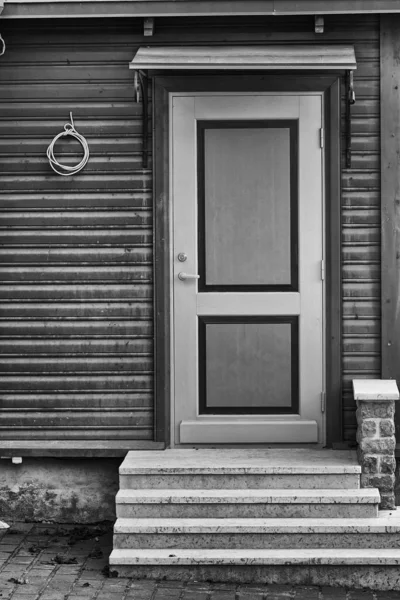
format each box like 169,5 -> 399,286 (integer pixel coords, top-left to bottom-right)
152,73 -> 342,447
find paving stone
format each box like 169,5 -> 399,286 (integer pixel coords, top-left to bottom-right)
55,566 -> 81,575
186,584 -> 212,591
8,595 -> 39,600
181,592 -> 209,600
76,580 -> 102,589
208,584 -> 236,591
209,593 -> 236,600
1,567 -> 28,577
320,588 -> 347,600
265,585 -> 294,598
130,580 -> 158,589
70,587 -> 99,597
96,593 -> 127,600
158,581 -> 186,589
43,580 -> 73,592
101,582 -> 128,592
68,596 -> 98,600
12,556 -> 36,564
9,585 -> 44,596
153,590 -> 183,600
125,590 -> 155,600
348,592 -> 375,600
237,586 -> 265,597
294,586 -> 320,599
36,593 -> 67,600
28,568 -> 55,577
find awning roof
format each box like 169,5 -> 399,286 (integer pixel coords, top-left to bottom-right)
129,45 -> 357,71
3,0 -> 400,19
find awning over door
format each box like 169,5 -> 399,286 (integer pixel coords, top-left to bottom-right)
129,45 -> 357,71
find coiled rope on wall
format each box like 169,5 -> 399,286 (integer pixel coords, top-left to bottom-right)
47,113 -> 90,176
0,34 -> 5,57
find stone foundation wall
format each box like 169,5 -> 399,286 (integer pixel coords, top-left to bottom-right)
0,458 -> 121,523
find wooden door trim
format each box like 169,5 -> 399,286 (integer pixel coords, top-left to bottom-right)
153,73 -> 342,447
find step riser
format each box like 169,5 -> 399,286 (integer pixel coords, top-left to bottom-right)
119,474 -> 360,490
113,532 -> 400,550
109,564 -> 400,590
116,503 -> 377,519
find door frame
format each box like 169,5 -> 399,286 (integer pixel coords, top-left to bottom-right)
152,72 -> 342,447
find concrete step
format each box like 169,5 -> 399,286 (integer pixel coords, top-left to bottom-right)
113,513 -> 399,549
116,488 -> 379,519
109,547 -> 400,590
119,449 -> 361,490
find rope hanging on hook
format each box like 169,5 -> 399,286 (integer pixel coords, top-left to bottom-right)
47,113 -> 89,176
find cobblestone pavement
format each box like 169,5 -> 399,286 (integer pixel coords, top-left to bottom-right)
0,523 -> 399,600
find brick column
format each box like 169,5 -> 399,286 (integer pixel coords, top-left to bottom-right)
353,379 -> 400,510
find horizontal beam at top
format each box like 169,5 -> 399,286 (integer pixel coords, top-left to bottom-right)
2,0 -> 400,18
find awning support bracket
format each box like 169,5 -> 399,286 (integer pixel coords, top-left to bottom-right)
144,17 -> 155,37
133,69 -> 149,169
346,70 -> 356,169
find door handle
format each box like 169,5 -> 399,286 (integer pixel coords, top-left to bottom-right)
178,272 -> 200,281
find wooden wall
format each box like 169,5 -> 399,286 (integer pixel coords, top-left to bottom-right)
0,19 -> 154,442
0,15 -> 380,445
340,17 -> 381,442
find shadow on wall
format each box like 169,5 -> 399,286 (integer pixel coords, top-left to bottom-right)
0,458 -> 121,523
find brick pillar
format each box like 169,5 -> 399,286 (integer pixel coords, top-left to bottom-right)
353,379 -> 400,510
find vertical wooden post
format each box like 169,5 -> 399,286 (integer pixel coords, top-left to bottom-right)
381,16 -> 400,446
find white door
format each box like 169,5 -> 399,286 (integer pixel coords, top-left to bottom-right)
171,94 -> 324,445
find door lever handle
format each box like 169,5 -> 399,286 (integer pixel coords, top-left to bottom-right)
178,272 -> 200,281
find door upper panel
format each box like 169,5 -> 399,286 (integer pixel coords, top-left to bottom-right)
198,121 -> 298,291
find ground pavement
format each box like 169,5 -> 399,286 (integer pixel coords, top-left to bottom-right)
0,523 -> 398,600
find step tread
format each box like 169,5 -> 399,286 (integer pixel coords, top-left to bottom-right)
116,488 -> 378,504
110,547 -> 400,566
120,449 -> 360,475
114,514 -> 400,534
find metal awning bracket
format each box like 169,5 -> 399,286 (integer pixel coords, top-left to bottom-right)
315,16 -> 324,34
132,69 -> 149,169
133,69 -> 148,102
346,70 -> 356,169
348,70 -> 356,105
144,17 -> 155,37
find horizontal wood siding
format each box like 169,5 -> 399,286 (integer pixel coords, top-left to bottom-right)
340,18 -> 381,442
0,15 -> 380,445
0,20 -> 154,441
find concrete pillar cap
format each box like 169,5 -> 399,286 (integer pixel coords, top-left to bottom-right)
353,379 -> 400,401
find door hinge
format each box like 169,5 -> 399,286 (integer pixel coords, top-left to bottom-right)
321,391 -> 326,413
320,259 -> 325,281
319,127 -> 324,149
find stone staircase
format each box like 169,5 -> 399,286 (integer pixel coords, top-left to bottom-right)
109,449 -> 400,590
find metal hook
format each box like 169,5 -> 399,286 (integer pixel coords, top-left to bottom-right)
69,112 -> 75,130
